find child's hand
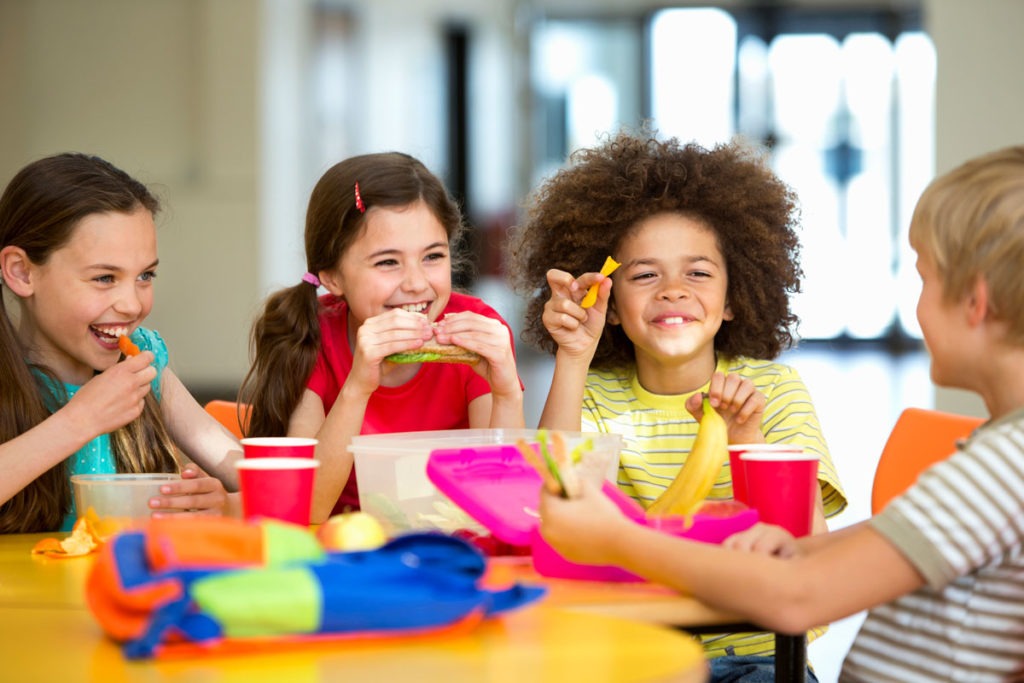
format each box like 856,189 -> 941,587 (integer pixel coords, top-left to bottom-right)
542,268 -> 613,359
149,463 -> 228,516
686,372 -> 766,444
433,312 -> 520,397
63,352 -> 157,440
721,522 -> 799,558
348,309 -> 433,393
538,478 -> 630,566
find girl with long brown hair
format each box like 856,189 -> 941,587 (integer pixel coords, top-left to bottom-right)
0,153 -> 241,533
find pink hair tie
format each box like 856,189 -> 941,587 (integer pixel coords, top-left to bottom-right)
301,272 -> 321,287
354,182 -> 366,213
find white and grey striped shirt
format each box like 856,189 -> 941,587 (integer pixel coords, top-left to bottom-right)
841,409 -> 1024,682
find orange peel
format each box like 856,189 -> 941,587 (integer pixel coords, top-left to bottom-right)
580,256 -> 620,309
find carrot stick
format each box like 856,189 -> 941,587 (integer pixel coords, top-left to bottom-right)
118,335 -> 141,357
517,439 -> 563,496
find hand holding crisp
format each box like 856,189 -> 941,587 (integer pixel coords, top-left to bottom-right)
580,256 -> 621,308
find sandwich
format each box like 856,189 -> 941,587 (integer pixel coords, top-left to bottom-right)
385,339 -> 480,365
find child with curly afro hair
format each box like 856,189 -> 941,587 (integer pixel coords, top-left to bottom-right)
508,129 -> 847,679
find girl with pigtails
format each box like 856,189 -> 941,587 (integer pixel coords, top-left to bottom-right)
241,153 -> 523,523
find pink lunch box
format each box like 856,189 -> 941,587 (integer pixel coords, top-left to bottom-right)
426,444 -> 758,582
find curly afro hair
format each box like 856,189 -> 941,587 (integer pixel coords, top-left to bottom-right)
508,129 -> 803,370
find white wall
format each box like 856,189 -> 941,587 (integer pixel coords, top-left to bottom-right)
925,0 -> 1024,417
0,0 -> 262,391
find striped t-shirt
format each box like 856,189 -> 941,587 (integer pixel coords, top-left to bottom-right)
840,408 -> 1024,682
581,355 -> 847,658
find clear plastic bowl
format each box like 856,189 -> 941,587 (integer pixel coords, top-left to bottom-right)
70,472 -> 180,532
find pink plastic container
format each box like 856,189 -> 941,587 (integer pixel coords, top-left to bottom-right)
426,444 -> 758,582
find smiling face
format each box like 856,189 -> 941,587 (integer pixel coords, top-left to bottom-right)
609,213 -> 732,392
15,208 -> 158,385
322,199 -> 452,336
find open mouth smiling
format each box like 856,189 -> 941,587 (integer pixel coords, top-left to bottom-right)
90,325 -> 131,344
653,315 -> 693,326
391,302 -> 430,314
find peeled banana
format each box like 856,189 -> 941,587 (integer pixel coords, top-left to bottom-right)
646,395 -> 728,517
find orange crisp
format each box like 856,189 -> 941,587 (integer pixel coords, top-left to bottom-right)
580,256 -> 620,309
31,517 -> 102,558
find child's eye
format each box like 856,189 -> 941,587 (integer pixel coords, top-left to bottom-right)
139,271 -> 158,282
689,270 -> 711,279
424,251 -> 448,263
94,274 -> 115,284
374,258 -> 399,268
630,272 -> 656,281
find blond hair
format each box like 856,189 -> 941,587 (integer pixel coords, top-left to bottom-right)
909,146 -> 1024,344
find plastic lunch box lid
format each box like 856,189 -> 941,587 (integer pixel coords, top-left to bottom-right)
426,443 -> 548,546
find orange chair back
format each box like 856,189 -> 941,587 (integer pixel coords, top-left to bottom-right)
871,407 -> 984,514
204,400 -> 252,440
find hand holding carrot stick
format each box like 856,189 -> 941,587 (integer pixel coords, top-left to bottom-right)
118,335 -> 141,357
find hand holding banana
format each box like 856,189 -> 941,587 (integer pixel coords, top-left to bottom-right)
646,394 -> 729,517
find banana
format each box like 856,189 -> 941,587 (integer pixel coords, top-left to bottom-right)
646,395 -> 729,517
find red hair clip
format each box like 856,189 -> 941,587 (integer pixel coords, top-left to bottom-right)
354,182 -> 366,213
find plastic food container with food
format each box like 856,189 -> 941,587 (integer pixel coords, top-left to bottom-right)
70,472 -> 180,533
349,428 -> 622,536
426,443 -> 758,582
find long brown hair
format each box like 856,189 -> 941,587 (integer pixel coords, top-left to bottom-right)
240,152 -> 468,437
0,153 -> 178,533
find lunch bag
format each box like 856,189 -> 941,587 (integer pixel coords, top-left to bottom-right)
85,517 -> 545,658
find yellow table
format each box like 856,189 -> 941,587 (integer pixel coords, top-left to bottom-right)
0,534 -> 707,683
487,557 -> 808,683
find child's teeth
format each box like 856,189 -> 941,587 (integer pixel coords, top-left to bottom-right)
663,317 -> 684,324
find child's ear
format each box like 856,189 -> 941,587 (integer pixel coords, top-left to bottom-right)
316,269 -> 344,298
965,275 -> 990,326
723,302 -> 735,322
0,246 -> 34,297
606,297 -> 620,325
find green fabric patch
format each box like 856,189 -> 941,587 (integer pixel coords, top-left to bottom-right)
262,520 -> 325,566
191,567 -> 322,637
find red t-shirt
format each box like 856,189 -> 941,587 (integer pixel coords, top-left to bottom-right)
307,292 -> 517,514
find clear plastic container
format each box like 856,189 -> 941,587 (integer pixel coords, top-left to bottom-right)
70,472 -> 180,533
349,428 -> 622,536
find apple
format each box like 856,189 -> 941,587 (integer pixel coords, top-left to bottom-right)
317,511 -> 387,551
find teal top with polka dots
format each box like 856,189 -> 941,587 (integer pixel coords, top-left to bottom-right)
33,328 -> 170,531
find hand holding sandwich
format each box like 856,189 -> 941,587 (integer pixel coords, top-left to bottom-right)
347,308 -> 434,396
431,311 -> 522,401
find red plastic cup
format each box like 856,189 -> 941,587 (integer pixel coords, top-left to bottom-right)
727,444 -> 804,504
240,437 -> 317,459
741,449 -> 819,537
235,457 -> 320,526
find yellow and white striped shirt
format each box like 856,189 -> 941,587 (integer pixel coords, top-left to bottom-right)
581,355 -> 848,658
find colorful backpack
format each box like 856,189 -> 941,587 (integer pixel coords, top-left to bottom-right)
86,517 -> 545,658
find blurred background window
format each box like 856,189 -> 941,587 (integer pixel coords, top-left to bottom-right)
528,5 -> 934,345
